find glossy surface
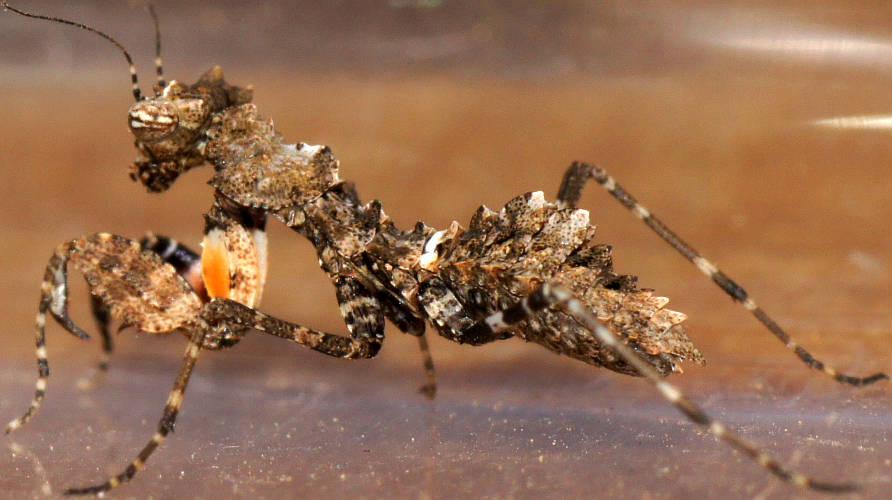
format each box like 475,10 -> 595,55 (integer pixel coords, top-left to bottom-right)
0,1 -> 890,498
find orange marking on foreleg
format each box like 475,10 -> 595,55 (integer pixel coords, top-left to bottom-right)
201,229 -> 230,299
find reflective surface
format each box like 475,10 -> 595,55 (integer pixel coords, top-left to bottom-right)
1,1 -> 890,498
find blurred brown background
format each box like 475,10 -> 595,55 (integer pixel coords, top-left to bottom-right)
0,1 -> 889,498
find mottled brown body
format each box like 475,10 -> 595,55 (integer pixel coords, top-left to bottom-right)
3,3 -> 885,496
422,191 -> 701,375
207,104 -> 341,210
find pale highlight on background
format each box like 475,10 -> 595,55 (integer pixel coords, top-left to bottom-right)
0,1 -> 889,499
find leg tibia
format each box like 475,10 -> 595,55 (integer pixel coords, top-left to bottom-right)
558,162 -> 887,386
75,295 -> 114,391
6,241 -> 84,433
64,329 -> 206,495
479,282 -> 856,492
202,297 -> 383,359
379,292 -> 437,397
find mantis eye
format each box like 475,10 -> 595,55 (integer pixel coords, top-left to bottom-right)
128,100 -> 179,142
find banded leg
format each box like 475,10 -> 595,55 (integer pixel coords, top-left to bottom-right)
379,293 -> 437,398
4,248 -> 77,433
558,162 -> 887,386
464,282 -> 856,492
335,276 -> 385,349
418,277 -> 508,346
64,328 -> 206,496
414,335 -> 437,398
203,296 -> 383,359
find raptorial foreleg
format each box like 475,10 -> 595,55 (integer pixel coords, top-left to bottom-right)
6,233 -> 202,433
78,232 -> 204,389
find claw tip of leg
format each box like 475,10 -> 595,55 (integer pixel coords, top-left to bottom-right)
418,384 -> 437,399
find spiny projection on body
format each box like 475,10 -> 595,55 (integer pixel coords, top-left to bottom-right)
2,2 -> 886,496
